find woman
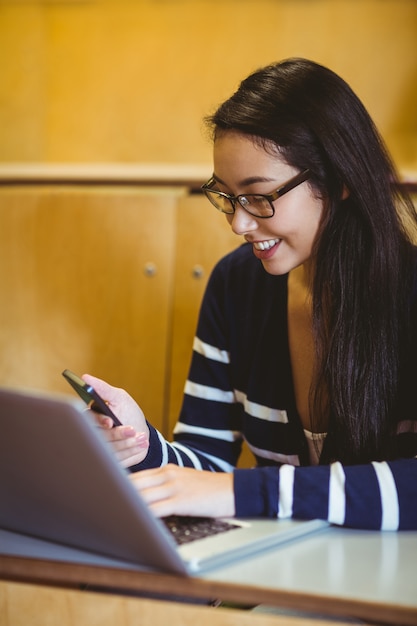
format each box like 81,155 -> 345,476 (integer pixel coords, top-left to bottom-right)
85,58 -> 417,530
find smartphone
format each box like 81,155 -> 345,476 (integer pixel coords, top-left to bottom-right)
62,369 -> 122,427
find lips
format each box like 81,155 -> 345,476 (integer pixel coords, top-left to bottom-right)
250,238 -> 282,261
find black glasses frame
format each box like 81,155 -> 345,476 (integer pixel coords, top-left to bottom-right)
201,169 -> 311,218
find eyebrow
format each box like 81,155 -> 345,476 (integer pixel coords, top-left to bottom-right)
212,174 -> 279,188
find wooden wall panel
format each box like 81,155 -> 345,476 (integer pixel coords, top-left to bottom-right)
0,0 -> 416,169
0,187 -> 178,432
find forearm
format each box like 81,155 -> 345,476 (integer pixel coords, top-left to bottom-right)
234,458 -> 417,530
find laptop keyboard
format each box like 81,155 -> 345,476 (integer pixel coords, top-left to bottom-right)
163,515 -> 240,545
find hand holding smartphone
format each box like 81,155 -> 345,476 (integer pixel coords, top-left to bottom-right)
62,369 -> 122,427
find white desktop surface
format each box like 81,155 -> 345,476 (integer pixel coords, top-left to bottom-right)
203,526 -> 417,608
1,525 -> 416,610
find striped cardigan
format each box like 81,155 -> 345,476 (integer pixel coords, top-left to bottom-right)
137,243 -> 417,530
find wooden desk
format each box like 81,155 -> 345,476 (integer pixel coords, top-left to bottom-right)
0,579 -> 367,626
1,527 -> 416,625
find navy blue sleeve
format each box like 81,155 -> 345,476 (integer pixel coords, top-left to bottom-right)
234,458 -> 417,530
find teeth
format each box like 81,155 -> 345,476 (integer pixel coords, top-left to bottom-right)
254,239 -> 280,251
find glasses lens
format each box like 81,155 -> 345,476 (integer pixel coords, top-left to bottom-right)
239,195 -> 274,218
204,191 -> 234,214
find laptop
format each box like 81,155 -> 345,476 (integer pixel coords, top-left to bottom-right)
0,387 -> 328,575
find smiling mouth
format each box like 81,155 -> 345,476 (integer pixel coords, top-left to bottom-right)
253,239 -> 281,251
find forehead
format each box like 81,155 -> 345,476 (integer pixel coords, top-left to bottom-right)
213,132 -> 288,181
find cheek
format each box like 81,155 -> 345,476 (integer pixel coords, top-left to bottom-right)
300,209 -> 323,246
279,200 -> 324,245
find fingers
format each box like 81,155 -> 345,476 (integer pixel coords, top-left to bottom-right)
118,445 -> 149,469
110,425 -> 139,440
98,425 -> 149,468
103,425 -> 147,446
89,412 -> 114,430
129,465 -> 235,519
129,465 -> 177,515
130,465 -> 170,491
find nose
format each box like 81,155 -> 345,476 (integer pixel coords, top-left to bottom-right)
227,204 -> 258,236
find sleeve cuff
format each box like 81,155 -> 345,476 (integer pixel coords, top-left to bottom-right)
128,422 -> 162,473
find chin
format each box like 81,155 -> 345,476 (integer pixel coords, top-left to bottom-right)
260,259 -> 293,276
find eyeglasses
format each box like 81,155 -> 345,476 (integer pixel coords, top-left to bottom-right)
201,169 -> 311,219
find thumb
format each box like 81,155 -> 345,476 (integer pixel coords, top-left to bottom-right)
81,374 -> 118,401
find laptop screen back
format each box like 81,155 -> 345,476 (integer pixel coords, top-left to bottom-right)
0,388 -> 187,575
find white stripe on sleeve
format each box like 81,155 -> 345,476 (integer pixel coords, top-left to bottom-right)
184,380 -> 235,403
156,430 -> 169,466
372,461 -> 400,530
173,421 -> 241,442
234,390 -> 289,423
278,464 -> 295,518
171,442 -> 204,470
328,462 -> 346,525
171,444 -> 184,467
193,337 -> 230,363
196,451 -> 235,473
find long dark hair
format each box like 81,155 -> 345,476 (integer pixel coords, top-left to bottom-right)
206,58 -> 417,464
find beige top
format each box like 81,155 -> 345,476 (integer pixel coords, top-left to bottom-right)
303,429 -> 327,465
